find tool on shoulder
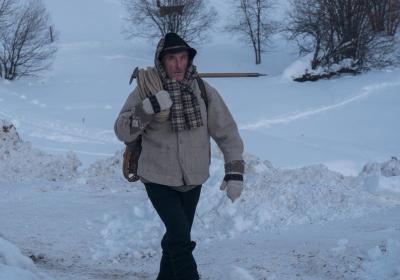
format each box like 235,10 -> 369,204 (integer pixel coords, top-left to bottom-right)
129,67 -> 139,85
129,67 -> 266,85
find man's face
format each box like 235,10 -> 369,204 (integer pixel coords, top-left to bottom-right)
162,51 -> 189,81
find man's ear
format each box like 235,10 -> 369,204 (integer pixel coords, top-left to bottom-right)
160,57 -> 167,70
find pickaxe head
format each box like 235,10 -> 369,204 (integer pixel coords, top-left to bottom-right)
129,67 -> 139,85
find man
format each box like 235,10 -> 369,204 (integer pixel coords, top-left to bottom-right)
114,32 -> 244,280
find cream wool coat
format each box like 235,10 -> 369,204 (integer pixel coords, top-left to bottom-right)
114,68 -> 244,187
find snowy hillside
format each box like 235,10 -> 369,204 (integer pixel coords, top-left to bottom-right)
1,0 -> 400,279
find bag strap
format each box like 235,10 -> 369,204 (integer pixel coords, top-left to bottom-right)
195,76 -> 208,110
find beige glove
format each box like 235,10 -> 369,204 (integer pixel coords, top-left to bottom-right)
142,90 -> 172,114
220,173 -> 244,203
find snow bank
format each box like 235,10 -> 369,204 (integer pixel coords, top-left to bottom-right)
91,203 -> 163,262
79,149 -> 137,190
91,151 -> 399,262
281,54 -> 356,81
0,237 -> 41,280
0,120 -> 81,182
281,54 -> 312,81
361,157 -> 400,177
358,157 -> 400,197
195,154 -> 383,239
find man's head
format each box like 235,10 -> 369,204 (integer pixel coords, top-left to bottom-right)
161,51 -> 189,81
158,32 -> 196,81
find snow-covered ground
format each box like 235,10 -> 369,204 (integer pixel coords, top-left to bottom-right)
1,0 -> 400,279
0,236 -> 46,280
1,123 -> 400,279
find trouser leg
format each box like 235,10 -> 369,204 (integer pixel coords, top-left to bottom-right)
158,233 -> 173,280
145,183 -> 201,280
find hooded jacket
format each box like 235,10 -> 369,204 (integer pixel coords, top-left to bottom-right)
114,38 -> 244,187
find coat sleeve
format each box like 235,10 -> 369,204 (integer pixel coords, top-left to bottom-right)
114,87 -> 153,143
204,81 -> 244,163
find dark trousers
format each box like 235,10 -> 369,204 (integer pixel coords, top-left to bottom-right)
144,182 -> 202,280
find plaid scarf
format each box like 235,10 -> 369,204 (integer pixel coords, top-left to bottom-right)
155,39 -> 204,132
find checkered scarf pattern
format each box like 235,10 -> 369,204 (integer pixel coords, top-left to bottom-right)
155,38 -> 204,132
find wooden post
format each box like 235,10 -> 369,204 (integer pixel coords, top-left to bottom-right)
198,72 -> 267,78
129,67 -> 266,84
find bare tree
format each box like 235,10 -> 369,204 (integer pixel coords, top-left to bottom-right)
0,0 -> 57,80
323,0 -> 373,66
287,0 -> 395,74
0,0 -> 16,79
0,0 -> 12,80
121,0 -> 217,43
286,0 -> 326,69
367,0 -> 400,36
226,0 -> 276,64
0,0 -> 13,35
387,0 -> 400,35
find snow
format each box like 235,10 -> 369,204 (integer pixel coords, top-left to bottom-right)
281,54 -> 313,81
359,158 -> 400,197
0,120 -> 80,182
1,0 -> 400,279
380,157 -> 400,177
1,123 -> 400,279
0,237 -> 42,280
359,239 -> 400,280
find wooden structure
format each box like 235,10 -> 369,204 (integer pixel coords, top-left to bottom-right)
157,0 -> 184,17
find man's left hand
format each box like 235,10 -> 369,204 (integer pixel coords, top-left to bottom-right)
220,173 -> 244,203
